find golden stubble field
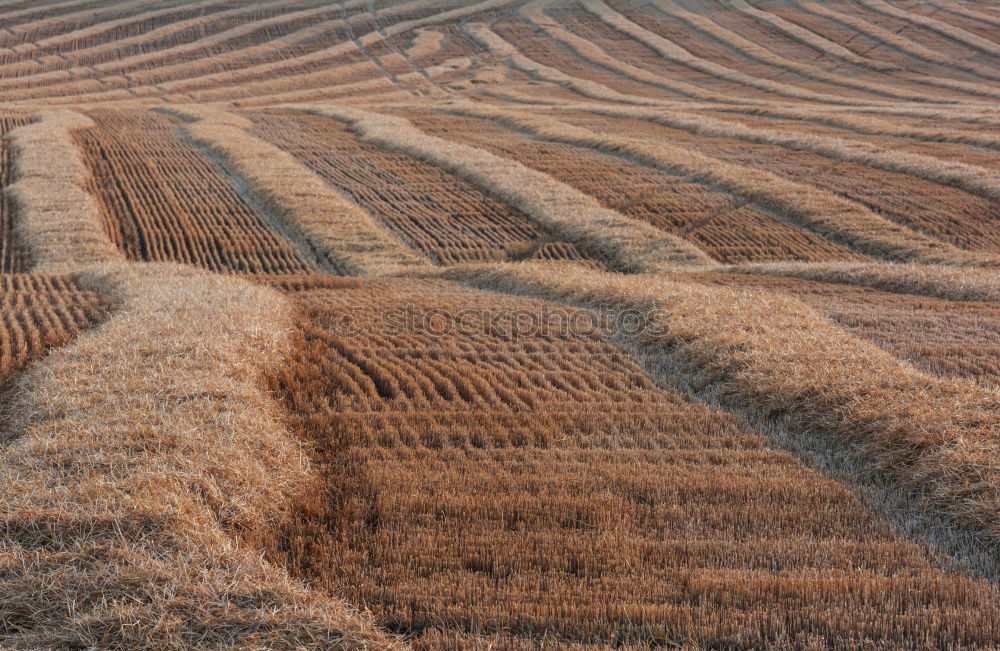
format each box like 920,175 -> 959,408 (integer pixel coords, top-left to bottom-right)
1,0 -> 1000,648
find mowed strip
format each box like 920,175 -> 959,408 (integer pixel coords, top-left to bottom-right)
0,113 -> 31,273
262,273 -> 1000,647
399,107 -> 867,265
74,109 -> 315,275
679,270 -> 1000,388
247,109 -> 606,268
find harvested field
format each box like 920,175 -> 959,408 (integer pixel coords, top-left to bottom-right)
3,0 -> 1000,647
248,109 -> 604,266
0,273 -> 112,389
680,271 -> 1000,388
554,109 -> 1000,254
75,109 -> 314,274
264,276 -> 1000,647
0,114 -> 30,273
399,107 -> 867,263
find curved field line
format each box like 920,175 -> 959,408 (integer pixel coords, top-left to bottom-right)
227,56 -> 472,106
520,0 -> 782,105
0,0 -> 324,91
448,103 -> 987,265
10,0 -> 501,105
652,0 -> 965,103
441,261 -> 1000,550
923,0 -> 1000,28
168,105 -> 429,275
5,110 -> 123,273
0,262 -> 396,648
291,104 -> 713,272
725,0 -> 893,70
576,102 -> 1000,206
791,0 -> 1000,82
93,0 -> 359,76
705,104 -> 1000,151
578,0 -> 896,106
5,0 -> 163,38
0,0 -> 137,28
720,261 -> 1000,303
857,0 -> 1000,57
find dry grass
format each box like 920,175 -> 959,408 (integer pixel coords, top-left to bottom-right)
578,0 -> 872,105
261,273 -> 1000,648
76,108 -> 317,275
858,0 -> 1000,57
293,104 -> 712,272
247,109 -> 600,266
653,0 -> 945,102
0,263 -> 392,649
440,261 -> 1000,546
172,105 -> 429,276
723,261 -> 1000,303
710,104 -> 1000,150
724,0 -> 894,71
448,103 -> 981,265
6,109 -> 123,274
583,102 -> 1000,208
792,0 -> 998,79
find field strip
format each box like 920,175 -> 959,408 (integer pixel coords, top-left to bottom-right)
292,104 -> 712,272
9,0 -> 487,105
721,261 -> 1000,303
447,103 -> 983,265
520,0 -> 781,105
924,0 -> 1000,28
228,56 -> 472,106
465,22 -> 675,106
652,0 -> 996,103
0,0 -> 304,82
440,261 -> 1000,548
0,263 -> 395,648
5,110 -> 123,273
577,0 -> 906,106
725,0 -> 893,70
29,0 -> 239,50
153,0 -> 498,92
0,0 -> 310,92
4,0 -> 163,39
857,0 -> 1000,57
170,106 -> 430,276
707,104 -> 1000,150
792,0 -> 1000,82
0,0 -> 137,31
574,103 -> 1000,207
93,1 -> 360,77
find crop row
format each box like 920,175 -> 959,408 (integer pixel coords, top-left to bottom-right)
75,109 -> 313,274
248,110 -> 598,266
401,109 -> 865,264
262,274 -> 1000,647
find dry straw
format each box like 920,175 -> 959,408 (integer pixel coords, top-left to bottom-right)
723,261 -> 1000,303
578,0 -> 874,105
858,0 -> 1000,57
6,110 -> 123,273
171,105 -> 430,276
653,0 -> 980,103
582,104 -> 1000,206
519,0 -> 749,104
440,261 -> 1000,547
293,103 -> 712,272
448,103 -> 982,265
0,263 -> 392,648
722,0 -> 893,70
792,0 -> 1000,83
